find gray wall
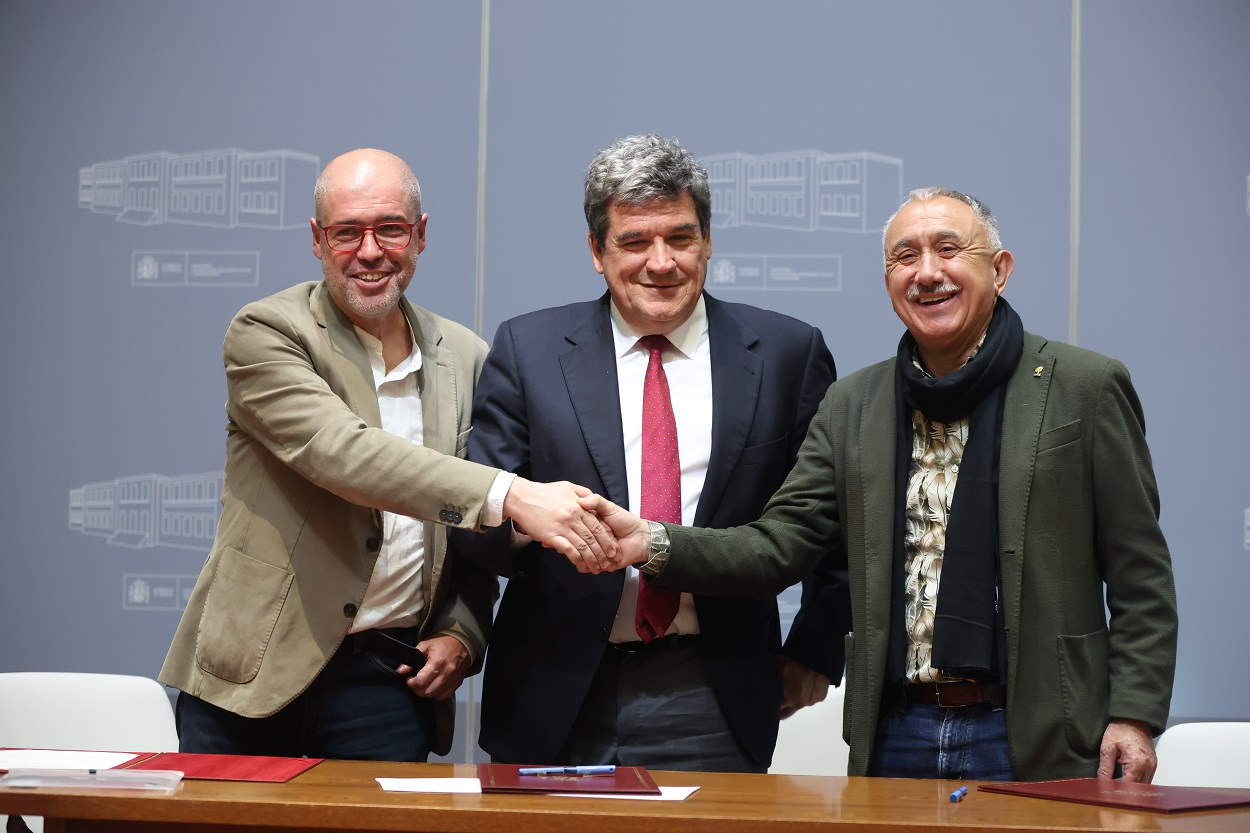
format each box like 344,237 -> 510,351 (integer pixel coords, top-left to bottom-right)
2,1 -> 1247,761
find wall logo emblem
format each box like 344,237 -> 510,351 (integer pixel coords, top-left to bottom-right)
123,574 -> 199,612
136,255 -> 159,282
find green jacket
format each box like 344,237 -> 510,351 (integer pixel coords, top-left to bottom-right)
657,331 -> 1177,780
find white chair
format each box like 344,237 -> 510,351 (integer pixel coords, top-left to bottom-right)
0,672 -> 179,833
769,684 -> 850,775
1153,721 -> 1250,788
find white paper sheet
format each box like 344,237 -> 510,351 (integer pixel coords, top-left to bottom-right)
549,786 -> 700,801
372,778 -> 697,801
376,777 -> 482,793
0,750 -> 140,771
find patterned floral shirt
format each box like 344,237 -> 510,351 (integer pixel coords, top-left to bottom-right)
902,335 -> 985,683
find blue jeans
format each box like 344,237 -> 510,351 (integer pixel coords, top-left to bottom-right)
176,628 -> 434,761
870,703 -> 1015,780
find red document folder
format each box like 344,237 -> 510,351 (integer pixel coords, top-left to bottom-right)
124,752 -> 322,783
476,763 -> 661,795
979,777 -> 1250,813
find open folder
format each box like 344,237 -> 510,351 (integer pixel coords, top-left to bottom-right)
477,764 -> 661,795
0,749 -> 320,784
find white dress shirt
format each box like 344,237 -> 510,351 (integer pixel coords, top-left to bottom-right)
348,324 -> 429,633
608,296 -> 712,642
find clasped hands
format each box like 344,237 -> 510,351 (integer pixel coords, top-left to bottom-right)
502,481 -> 650,573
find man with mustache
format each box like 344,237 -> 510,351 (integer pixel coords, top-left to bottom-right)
585,187 -> 1177,782
160,148 -> 614,761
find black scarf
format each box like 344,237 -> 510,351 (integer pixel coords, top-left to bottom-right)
886,298 -> 1023,685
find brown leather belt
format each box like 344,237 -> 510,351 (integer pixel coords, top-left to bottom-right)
907,680 -> 1005,708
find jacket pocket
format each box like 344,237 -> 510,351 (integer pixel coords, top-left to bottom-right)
740,434 -> 787,467
1037,419 -> 1082,454
1057,628 -> 1110,756
841,631 -> 855,745
196,547 -> 294,684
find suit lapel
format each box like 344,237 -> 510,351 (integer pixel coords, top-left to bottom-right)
558,299 -> 628,506
998,332 -> 1054,692
858,364 -> 897,643
695,296 -> 762,527
405,300 -> 453,616
311,282 -> 382,429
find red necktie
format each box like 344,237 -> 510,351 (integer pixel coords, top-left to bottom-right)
635,334 -> 682,643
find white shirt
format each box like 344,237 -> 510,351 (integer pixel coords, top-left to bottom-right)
347,323 -> 510,639
348,324 -> 429,633
607,296 -> 712,642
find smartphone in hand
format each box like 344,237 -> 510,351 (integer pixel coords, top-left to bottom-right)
363,630 -> 427,673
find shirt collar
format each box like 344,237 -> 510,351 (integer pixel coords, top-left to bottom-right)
353,318 -> 423,386
609,294 -> 708,359
911,327 -> 989,378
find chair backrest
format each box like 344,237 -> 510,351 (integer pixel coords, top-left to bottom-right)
768,684 -> 850,776
1153,721 -> 1250,788
0,672 -> 179,753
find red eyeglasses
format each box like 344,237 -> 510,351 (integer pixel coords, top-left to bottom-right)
318,222 -> 415,253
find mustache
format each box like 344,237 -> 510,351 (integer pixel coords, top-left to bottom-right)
906,281 -> 959,300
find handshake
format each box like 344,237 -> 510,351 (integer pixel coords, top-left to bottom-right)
501,478 -> 652,573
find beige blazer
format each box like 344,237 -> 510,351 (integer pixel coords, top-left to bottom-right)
160,281 -> 499,755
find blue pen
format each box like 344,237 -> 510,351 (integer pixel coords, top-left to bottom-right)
949,786 -> 968,803
517,765 -> 617,776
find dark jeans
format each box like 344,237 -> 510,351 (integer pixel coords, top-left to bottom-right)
870,702 -> 1015,780
176,628 -> 434,761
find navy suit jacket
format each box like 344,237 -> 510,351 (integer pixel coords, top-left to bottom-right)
451,292 -> 849,767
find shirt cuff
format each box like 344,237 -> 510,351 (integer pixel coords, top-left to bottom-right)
481,471 -> 516,528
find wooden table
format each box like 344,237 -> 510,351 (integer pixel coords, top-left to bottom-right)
2,761 -> 1248,833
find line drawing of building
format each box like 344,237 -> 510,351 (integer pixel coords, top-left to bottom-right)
708,253 -> 841,292
167,148 -> 238,227
123,573 -> 200,612
237,150 -> 319,229
118,151 -> 173,225
701,150 -> 903,234
90,159 -> 127,217
79,147 -> 318,230
77,167 -> 94,210
68,471 -> 224,551
75,481 -> 118,540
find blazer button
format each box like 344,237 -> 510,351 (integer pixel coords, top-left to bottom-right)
439,509 -> 463,524
366,535 -> 381,552
343,603 -> 358,618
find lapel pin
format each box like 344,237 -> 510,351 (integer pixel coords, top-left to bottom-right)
1033,366 -> 1045,377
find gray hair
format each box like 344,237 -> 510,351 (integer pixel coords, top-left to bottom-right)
882,187 -> 1003,256
312,168 -> 422,222
584,135 -> 711,248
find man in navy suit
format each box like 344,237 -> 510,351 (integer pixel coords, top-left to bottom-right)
451,135 -> 849,772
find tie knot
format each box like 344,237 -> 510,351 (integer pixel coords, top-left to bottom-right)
638,334 -> 670,356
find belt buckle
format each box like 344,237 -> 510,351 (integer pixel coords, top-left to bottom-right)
934,682 -> 970,709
